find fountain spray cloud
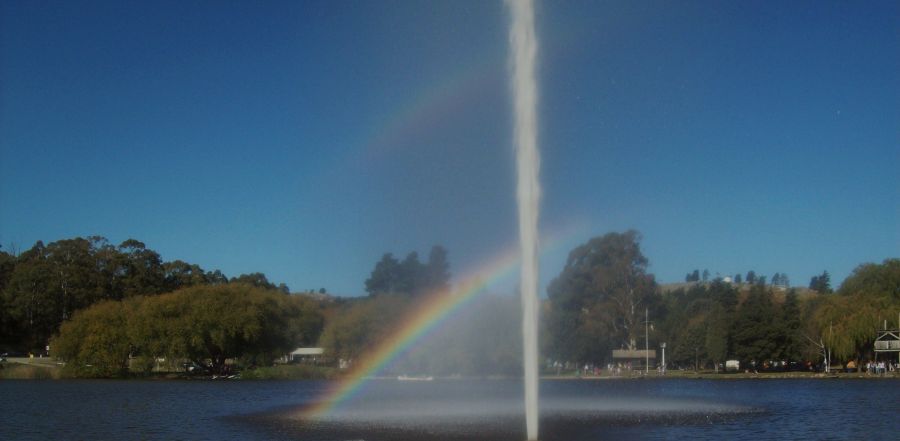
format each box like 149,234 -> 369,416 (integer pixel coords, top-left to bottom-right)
506,0 -> 540,439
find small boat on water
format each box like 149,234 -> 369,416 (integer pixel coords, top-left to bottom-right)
397,375 -> 434,381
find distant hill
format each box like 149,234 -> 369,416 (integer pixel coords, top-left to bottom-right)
658,281 -> 820,303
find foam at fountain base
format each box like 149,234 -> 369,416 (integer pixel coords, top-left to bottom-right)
304,395 -> 751,424
236,386 -> 760,441
242,406 -> 759,441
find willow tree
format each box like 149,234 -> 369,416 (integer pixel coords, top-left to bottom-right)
138,284 -> 321,373
811,259 -> 899,363
53,284 -> 324,376
53,299 -> 139,377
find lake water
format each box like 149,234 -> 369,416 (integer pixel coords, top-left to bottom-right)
0,378 -> 896,440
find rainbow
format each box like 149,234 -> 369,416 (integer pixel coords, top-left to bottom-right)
301,247 -> 519,418
364,61 -> 502,160
302,225 -> 585,419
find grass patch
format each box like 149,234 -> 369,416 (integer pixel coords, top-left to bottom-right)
0,363 -> 63,380
240,364 -> 340,380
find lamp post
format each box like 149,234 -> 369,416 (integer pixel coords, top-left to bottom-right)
661,342 -> 666,375
645,308 -> 649,374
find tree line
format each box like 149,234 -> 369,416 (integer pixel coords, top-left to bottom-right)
3,233 -> 896,377
0,237 -> 296,353
544,231 -> 898,371
364,245 -> 451,297
318,245 -> 524,375
685,268 -> 828,292
324,234 -> 896,376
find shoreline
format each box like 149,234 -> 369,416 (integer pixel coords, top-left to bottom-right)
541,371 -> 899,380
3,360 -> 898,381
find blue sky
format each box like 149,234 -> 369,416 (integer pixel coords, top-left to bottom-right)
1,0 -> 897,296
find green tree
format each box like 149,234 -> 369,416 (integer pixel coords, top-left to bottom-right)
153,284 -> 313,372
54,284 -> 324,376
229,272 -> 279,290
655,280 -> 738,370
3,238 -> 102,346
117,239 -> 165,297
204,269 -> 228,285
671,319 -> 706,369
87,236 -> 126,301
365,253 -> 401,296
424,245 -> 451,294
46,238 -> 102,321
3,241 -> 56,349
746,270 -> 756,285
809,270 -> 832,293
0,247 -> 16,347
705,303 -> 730,369
730,285 -> 783,365
398,252 -> 424,295
710,279 -> 739,314
319,294 -> 409,361
0,246 -> 15,293
781,288 -> 803,360
546,230 -> 658,363
811,259 -> 899,362
1,235 -> 245,352
163,260 -> 208,291
838,259 -> 898,301
364,247 -> 452,297
53,299 -> 136,377
687,269 -> 700,282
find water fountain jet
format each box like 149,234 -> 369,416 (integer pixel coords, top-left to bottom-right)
506,0 -> 541,439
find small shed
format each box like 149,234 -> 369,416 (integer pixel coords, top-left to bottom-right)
287,347 -> 324,364
612,349 -> 656,370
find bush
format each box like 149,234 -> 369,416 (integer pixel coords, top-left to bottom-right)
239,364 -> 339,380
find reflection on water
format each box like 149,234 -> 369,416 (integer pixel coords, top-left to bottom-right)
254,378 -> 756,441
0,379 -> 897,440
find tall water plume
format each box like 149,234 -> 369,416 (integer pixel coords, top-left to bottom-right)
506,0 -> 540,439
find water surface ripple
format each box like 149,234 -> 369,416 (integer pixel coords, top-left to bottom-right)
0,378 -> 896,440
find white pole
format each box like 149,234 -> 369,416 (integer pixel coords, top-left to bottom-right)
827,321 -> 833,373
661,343 -> 666,375
645,308 -> 649,374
